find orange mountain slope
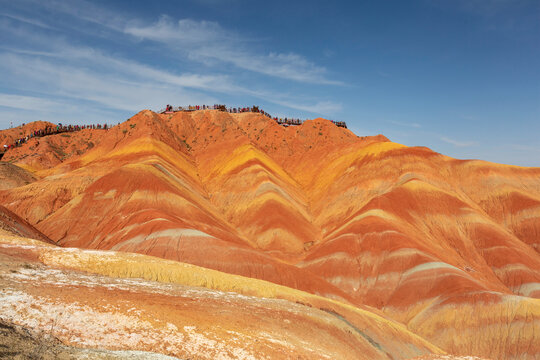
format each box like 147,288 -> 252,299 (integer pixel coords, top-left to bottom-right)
1,123 -> 103,172
0,235 -> 444,359
0,121 -> 55,146
1,109 -> 539,359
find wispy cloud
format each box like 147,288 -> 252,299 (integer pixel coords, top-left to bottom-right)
0,43 -> 342,126
5,2 -> 342,85
0,13 -> 53,29
124,16 -> 342,85
323,49 -> 335,58
0,93 -> 65,112
0,40 -> 342,115
426,0 -> 537,37
459,114 -> 477,121
188,0 -> 241,5
510,144 -> 540,153
271,99 -> 343,116
427,0 -> 524,17
440,136 -> 478,147
457,0 -> 525,17
4,0 -> 126,31
388,120 -> 421,128
0,51 -> 218,112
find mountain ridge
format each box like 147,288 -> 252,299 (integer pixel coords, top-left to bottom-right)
1,109 -> 539,359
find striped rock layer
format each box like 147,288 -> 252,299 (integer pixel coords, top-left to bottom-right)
0,235 -> 443,359
1,109 -> 539,359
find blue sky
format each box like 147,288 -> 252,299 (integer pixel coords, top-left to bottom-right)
0,0 -> 539,166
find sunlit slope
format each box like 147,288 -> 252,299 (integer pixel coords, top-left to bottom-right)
404,291 -> 540,360
0,122 -> 102,173
295,143 -> 540,359
0,110 -> 355,303
201,142 -> 319,256
162,111 -> 322,257
454,160 -> 540,253
0,111 -> 194,227
0,235 -> 444,360
298,144 -> 540,300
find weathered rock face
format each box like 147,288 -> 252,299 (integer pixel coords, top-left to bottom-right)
0,162 -> 36,190
0,205 -> 52,244
1,109 -> 539,359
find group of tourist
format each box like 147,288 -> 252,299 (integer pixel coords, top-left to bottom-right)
159,104 -> 348,129
163,104 -> 225,112
271,116 -> 346,128
1,123 -> 109,154
274,117 -> 303,126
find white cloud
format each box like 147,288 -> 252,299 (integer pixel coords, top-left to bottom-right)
0,94 -> 71,114
125,16 -> 342,85
13,43 -> 239,94
0,52 -> 216,112
459,0 -> 523,16
126,17 -> 225,44
0,95 -> 119,130
388,120 -> 421,128
440,136 -> 478,147
0,45 -> 341,127
4,3 -> 341,85
271,99 -> 343,116
427,0 -> 536,36
510,144 -> 540,153
6,0 -> 126,31
0,13 -> 53,29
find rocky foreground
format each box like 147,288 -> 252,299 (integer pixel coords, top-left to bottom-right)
1,235 -> 444,359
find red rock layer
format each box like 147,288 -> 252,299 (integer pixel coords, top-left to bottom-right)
0,236 -> 444,359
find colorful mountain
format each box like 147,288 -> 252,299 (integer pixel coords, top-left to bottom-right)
1,109 -> 539,359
